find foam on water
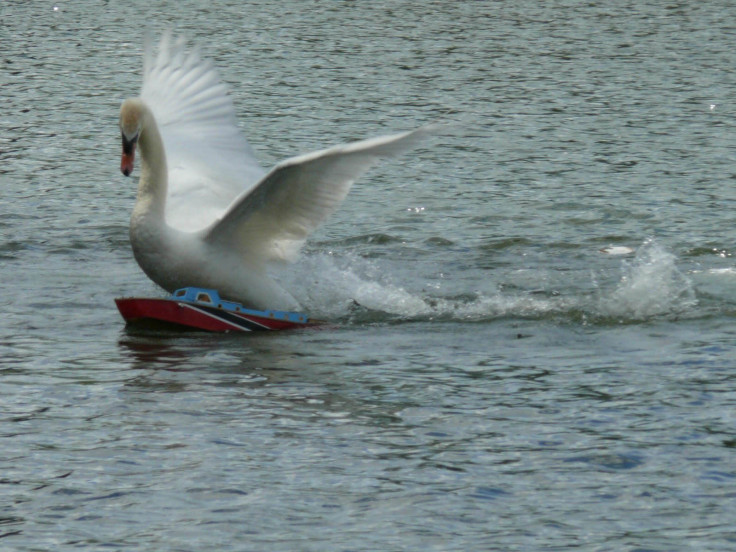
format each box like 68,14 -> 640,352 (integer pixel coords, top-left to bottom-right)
284,239 -> 698,324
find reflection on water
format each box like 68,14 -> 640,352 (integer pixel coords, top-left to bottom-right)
118,331 -> 306,372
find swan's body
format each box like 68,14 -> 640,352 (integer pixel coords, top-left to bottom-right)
120,33 -> 432,310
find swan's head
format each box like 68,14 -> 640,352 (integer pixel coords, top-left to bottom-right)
119,98 -> 144,177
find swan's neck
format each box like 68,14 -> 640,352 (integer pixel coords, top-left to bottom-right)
134,105 -> 168,221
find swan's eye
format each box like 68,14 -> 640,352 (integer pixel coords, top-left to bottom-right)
122,133 -> 138,155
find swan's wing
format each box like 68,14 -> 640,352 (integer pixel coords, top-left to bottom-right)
140,32 -> 266,231
204,126 -> 435,263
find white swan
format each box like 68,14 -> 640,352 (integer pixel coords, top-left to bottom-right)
119,33 -> 434,311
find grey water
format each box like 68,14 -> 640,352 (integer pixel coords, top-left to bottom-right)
2,0 -> 736,549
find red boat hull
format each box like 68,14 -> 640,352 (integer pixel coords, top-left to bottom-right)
115,297 -> 314,332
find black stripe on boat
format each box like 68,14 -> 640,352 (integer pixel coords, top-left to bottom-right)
181,304 -> 272,331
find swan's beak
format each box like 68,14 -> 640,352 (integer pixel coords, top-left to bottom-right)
121,134 -> 137,177
121,150 -> 135,176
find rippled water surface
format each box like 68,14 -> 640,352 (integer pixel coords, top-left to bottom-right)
3,1 -> 736,550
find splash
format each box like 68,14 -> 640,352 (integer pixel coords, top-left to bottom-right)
597,239 -> 697,320
283,252 -> 437,319
282,252 -> 577,322
279,240 -> 697,324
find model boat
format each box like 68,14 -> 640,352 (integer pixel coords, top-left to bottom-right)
115,287 -> 319,332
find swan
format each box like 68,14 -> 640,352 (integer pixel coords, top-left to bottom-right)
119,33 -> 434,311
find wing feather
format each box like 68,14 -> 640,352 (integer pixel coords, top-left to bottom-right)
204,126 -> 436,263
140,32 -> 266,231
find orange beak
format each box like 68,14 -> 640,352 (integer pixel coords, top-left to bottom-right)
121,134 -> 137,176
121,150 -> 135,176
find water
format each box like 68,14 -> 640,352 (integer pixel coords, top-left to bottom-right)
3,1 -> 736,549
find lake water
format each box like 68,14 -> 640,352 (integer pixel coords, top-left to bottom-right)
3,1 -> 736,549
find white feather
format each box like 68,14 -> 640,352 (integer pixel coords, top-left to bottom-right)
205,127 -> 438,263
140,31 -> 265,231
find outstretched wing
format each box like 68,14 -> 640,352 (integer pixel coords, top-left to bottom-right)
140,32 -> 266,231
203,126 -> 436,263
